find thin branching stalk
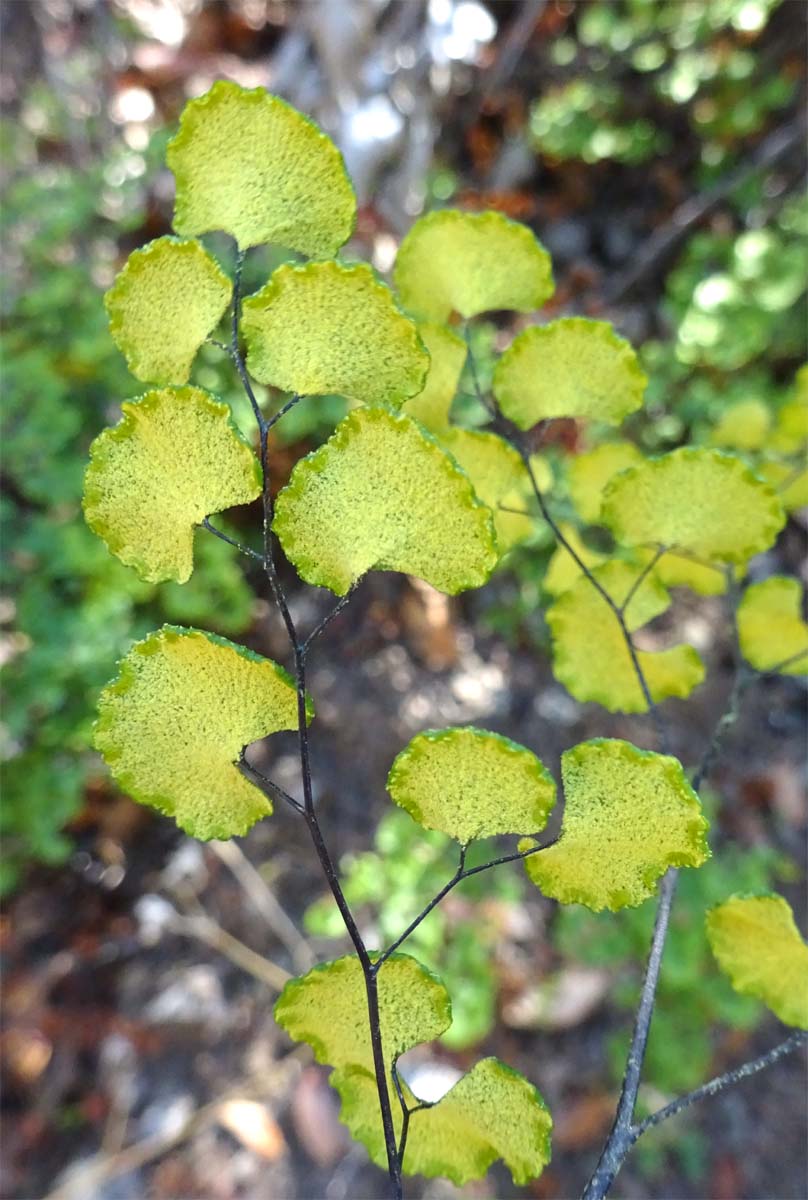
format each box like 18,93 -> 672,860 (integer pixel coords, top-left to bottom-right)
463,348 -> 800,1200
229,250 -> 404,1199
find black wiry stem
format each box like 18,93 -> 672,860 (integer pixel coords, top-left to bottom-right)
238,756 -> 304,816
302,580 -> 362,655
391,1061 -> 410,1163
375,838 -> 558,969
617,545 -> 668,616
518,444 -> 670,755
265,392 -> 304,432
229,255 -> 402,1199
202,517 -> 262,562
633,1031 -> 808,1139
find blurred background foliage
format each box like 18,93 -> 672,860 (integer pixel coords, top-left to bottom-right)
1,2 -> 806,1197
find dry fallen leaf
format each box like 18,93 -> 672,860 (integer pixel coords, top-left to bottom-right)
216,1098 -> 286,1160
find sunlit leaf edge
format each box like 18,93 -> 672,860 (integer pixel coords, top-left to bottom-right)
524,737 -> 710,911
241,259 -> 429,405
394,208 -> 554,322
166,80 -> 356,254
272,407 -> 498,596
103,235 -> 232,385
82,386 -> 262,584
93,624 -> 312,838
386,725 -> 556,843
602,447 -> 786,565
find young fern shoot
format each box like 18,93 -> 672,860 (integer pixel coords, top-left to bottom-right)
85,81 -> 808,1199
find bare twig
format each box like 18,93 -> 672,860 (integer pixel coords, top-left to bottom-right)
209,839 -> 316,972
607,117 -> 807,303
632,1031 -> 808,1139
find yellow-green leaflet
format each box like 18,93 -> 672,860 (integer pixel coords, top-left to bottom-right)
83,387 -> 261,584
737,577 -> 808,674
242,261 -> 428,406
567,441 -> 644,524
440,428 -> 533,552
401,322 -> 466,432
602,448 -> 785,563
394,209 -> 553,323
709,399 -> 772,451
167,81 -> 356,254
652,550 -> 729,597
546,559 -> 705,712
523,739 -> 709,911
493,318 -> 647,430
104,237 -> 232,386
767,365 -> 808,454
386,727 -> 556,844
334,1057 -> 552,1186
706,894 -> 808,1028
274,953 -> 451,1076
272,408 -> 498,595
94,626 -> 306,839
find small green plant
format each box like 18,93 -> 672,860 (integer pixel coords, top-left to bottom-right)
531,0 -> 795,171
83,82 -> 807,1197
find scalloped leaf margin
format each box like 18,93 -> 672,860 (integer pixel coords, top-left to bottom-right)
94,626 -> 307,839
272,407 -> 498,596
167,80 -> 356,254
386,726 -> 556,844
334,1057 -> 552,1186
603,447 -> 785,564
104,237 -> 232,386
394,209 -> 554,323
242,261 -> 428,406
493,318 -> 647,431
523,738 -> 709,911
83,386 -> 261,584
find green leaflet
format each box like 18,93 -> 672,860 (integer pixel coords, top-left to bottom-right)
768,365 -> 808,454
242,261 -> 428,406
567,441 -> 644,524
401,322 -> 466,432
386,726 -> 556,844
737,577 -> 808,674
167,80 -> 356,254
94,626 -> 307,839
440,428 -> 533,552
524,739 -> 709,912
602,447 -> 785,564
709,399 -> 772,451
276,954 -> 551,1185
394,209 -> 554,323
652,551 -> 729,597
493,318 -> 647,430
83,386 -> 261,584
104,237 -> 232,386
334,1057 -> 552,1186
275,953 -> 451,1074
272,407 -> 498,595
706,894 -> 808,1028
546,559 -> 705,712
